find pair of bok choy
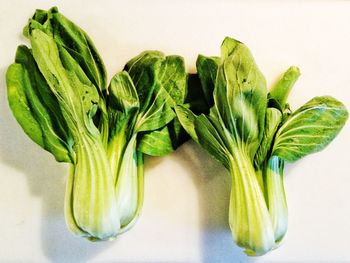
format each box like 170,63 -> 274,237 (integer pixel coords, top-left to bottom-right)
176,37 -> 348,255
6,7 -> 348,256
6,7 -> 192,240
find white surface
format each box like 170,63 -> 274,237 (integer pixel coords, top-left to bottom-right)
1,1 -> 350,262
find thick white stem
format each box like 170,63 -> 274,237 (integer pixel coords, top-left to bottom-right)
67,132 -> 120,240
114,135 -> 143,229
265,155 -> 288,243
229,150 -> 275,256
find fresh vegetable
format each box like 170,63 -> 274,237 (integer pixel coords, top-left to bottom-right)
6,7 -> 190,240
107,51 -> 191,231
176,37 -> 348,255
7,7 -> 348,255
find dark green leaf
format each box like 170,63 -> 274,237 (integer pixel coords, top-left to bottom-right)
57,44 -> 100,115
125,51 -> 175,131
214,38 -> 267,155
47,7 -> 107,92
196,55 -> 220,106
107,71 -> 140,142
6,61 -> 71,163
194,114 -> 231,169
125,51 -> 164,108
254,108 -> 282,166
137,127 -> 174,156
126,52 -> 189,153
137,117 -> 189,156
272,96 -> 348,162
175,105 -> 198,143
138,73 -> 206,156
135,94 -> 175,132
184,73 -> 210,115
157,55 -> 187,104
15,45 -> 70,142
29,28 -> 97,125
108,71 -> 139,114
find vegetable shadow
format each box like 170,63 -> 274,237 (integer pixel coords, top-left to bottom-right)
174,141 -> 256,263
0,65 -> 113,262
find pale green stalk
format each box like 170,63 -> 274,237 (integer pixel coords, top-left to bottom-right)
229,150 -> 275,256
264,156 -> 288,243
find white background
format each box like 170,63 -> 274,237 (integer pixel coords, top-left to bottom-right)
1,1 -> 350,262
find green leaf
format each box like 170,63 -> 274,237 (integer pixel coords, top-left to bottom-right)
126,52 -> 189,153
125,52 -> 187,114
220,36 -> 242,59
272,96 -> 348,162
108,71 -> 139,114
184,73 -> 210,115
175,105 -> 199,142
7,46 -> 72,163
106,72 -> 140,177
58,44 -> 100,116
135,94 -> 175,132
7,64 -> 45,149
138,118 -> 189,156
137,127 -> 174,156
254,108 -> 282,167
196,55 -> 220,106
176,106 -> 231,168
24,9 -> 53,37
138,73 -> 210,156
29,28 -> 98,128
15,46 -> 69,140
32,7 -> 108,92
157,55 -> 187,104
194,114 -> 232,169
125,51 -> 164,107
124,51 -> 174,132
214,38 -> 267,156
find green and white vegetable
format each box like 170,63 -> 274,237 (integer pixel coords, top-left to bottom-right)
6,7 -> 348,256
176,37 -> 348,255
6,7 -> 190,240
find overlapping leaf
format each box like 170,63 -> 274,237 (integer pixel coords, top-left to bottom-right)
272,96 -> 348,162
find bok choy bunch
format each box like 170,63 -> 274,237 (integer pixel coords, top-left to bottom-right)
6,7 -> 188,240
106,51 -> 188,232
176,37 -> 348,255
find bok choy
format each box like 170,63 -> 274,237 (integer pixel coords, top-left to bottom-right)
176,37 -> 348,255
6,7 -> 188,240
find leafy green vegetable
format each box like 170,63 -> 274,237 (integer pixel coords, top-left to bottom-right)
25,10 -> 119,240
106,51 -> 201,228
7,7 -> 189,240
176,37 -> 348,255
7,7 -> 348,255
